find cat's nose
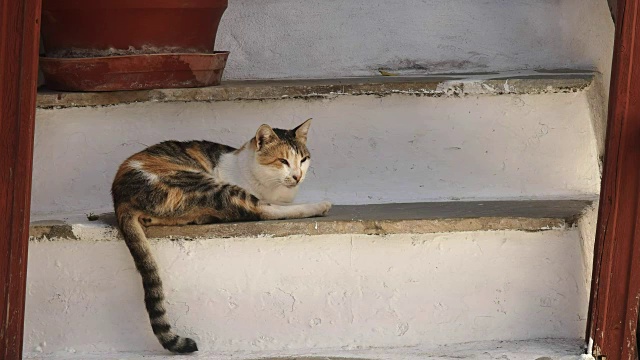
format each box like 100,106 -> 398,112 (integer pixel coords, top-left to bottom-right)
292,174 -> 300,182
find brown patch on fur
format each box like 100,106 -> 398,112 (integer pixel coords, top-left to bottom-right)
230,194 -> 259,212
131,153 -> 192,175
163,187 -> 185,213
185,146 -> 213,173
257,143 -> 292,167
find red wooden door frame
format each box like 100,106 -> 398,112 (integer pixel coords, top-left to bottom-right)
586,0 -> 640,359
0,0 -> 42,359
1,0 -> 640,359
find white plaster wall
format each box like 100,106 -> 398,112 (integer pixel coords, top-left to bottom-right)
32,93 -> 600,216
24,230 -> 587,354
560,0 -> 614,159
216,0 -> 613,80
559,0 -> 615,100
578,202 -> 599,291
556,0 -> 613,305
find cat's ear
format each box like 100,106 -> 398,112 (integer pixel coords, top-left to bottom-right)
255,124 -> 278,150
293,118 -> 312,143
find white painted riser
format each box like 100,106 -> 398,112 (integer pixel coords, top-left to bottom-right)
24,229 -> 587,355
33,92 -> 600,217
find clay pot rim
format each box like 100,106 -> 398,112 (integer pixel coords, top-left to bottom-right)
40,51 -> 230,62
40,51 -> 229,91
43,0 -> 228,10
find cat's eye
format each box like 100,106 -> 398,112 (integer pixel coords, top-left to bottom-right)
301,156 -> 309,163
279,159 -> 290,166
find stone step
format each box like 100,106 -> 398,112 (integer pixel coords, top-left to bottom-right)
32,72 -> 601,217
25,200 -> 591,355
30,200 -> 592,240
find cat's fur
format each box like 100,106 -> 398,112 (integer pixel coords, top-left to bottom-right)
111,119 -> 330,353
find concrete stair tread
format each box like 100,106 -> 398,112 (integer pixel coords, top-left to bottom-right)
29,200 -> 593,240
36,70 -> 595,109
26,204 -> 589,353
23,338 -> 585,359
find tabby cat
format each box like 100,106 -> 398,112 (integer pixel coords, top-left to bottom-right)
111,119 -> 331,353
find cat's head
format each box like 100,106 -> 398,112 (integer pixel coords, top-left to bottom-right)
251,119 -> 312,189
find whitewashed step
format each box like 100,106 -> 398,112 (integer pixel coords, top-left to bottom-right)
32,71 -> 601,218
25,201 -> 591,355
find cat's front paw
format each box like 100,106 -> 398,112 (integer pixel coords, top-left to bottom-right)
315,201 -> 332,216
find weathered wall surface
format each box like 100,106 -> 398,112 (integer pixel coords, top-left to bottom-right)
564,0 -> 614,297
215,0 -> 613,80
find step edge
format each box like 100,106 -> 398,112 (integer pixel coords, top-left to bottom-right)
36,70 -> 596,109
29,200 -> 593,241
29,216 -> 570,242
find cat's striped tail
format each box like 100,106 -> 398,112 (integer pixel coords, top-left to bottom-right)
116,208 -> 198,354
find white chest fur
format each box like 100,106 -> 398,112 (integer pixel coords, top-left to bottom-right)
214,149 -> 299,205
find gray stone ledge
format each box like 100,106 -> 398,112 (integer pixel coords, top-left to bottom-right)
29,200 -> 592,241
36,70 -> 595,109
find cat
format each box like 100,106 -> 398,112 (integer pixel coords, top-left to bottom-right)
111,119 -> 331,353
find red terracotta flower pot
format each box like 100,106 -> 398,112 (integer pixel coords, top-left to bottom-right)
40,0 -> 229,91
41,0 -> 228,56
